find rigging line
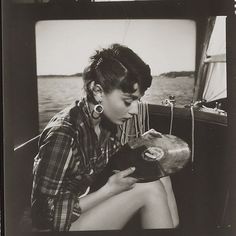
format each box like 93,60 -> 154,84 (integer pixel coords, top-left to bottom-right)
143,102 -> 147,133
14,134 -> 40,152
139,102 -> 143,135
139,102 -> 144,135
137,103 -> 141,136
146,102 -> 150,131
125,120 -> 128,144
134,115 -> 139,138
123,121 -> 128,144
190,105 -> 195,171
123,123 -> 126,144
169,102 -> 174,135
122,19 -> 131,44
119,124 -> 124,145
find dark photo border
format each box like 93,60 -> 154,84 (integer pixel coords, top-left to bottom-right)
2,1 -> 236,236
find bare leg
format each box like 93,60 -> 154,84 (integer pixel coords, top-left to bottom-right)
159,176 -> 179,227
138,181 -> 173,229
70,181 -> 173,231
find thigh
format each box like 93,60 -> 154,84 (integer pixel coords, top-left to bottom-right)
70,181 -> 169,231
159,176 -> 179,227
70,184 -> 143,231
70,186 -> 141,231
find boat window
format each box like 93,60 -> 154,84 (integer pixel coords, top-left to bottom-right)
35,19 -> 196,131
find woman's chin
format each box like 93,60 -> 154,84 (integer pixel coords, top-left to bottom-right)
109,119 -> 124,125
102,114 -> 127,125
117,119 -> 129,125
117,121 -> 124,125
102,115 -> 122,125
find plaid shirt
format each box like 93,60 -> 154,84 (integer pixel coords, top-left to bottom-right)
31,98 -> 121,231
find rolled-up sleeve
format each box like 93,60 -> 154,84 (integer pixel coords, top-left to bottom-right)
36,128 -> 73,195
32,127 -> 81,231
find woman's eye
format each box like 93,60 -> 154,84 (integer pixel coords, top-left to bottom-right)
124,101 -> 132,106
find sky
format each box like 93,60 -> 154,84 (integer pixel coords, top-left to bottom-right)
35,19 -> 196,76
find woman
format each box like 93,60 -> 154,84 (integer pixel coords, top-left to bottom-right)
31,43 -> 179,231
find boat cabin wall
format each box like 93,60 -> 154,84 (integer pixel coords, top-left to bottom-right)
9,19 -> 39,147
148,105 -> 230,232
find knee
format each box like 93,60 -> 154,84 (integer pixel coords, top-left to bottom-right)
136,181 -> 168,204
173,220 -> 179,228
160,176 -> 173,191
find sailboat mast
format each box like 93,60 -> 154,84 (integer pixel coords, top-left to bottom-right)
193,17 -> 216,102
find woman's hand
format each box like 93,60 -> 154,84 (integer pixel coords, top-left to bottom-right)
104,167 -> 138,195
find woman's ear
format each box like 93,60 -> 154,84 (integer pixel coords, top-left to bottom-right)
91,82 -> 104,102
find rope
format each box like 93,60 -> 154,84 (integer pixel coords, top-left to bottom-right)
122,20 -> 131,44
146,102 -> 150,131
190,105 -> 195,171
138,102 -> 143,135
162,98 -> 174,135
14,134 -> 40,152
134,115 -> 139,137
169,102 -> 174,135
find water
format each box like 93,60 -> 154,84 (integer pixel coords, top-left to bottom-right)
38,76 -> 194,131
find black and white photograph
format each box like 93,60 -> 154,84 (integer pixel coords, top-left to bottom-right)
2,0 -> 236,236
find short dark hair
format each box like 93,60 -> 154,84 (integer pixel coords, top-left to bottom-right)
83,44 -> 152,103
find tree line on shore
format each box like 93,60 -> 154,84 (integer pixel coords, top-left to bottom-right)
38,71 -> 195,78
159,71 -> 194,78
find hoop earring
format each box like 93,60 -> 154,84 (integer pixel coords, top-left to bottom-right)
92,103 -> 104,119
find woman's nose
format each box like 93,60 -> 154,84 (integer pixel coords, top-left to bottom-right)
128,100 -> 139,116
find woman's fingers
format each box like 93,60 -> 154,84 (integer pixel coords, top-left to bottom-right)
118,167 -> 136,178
113,168 -> 140,183
107,168 -> 138,194
124,176 -> 138,184
122,177 -> 138,190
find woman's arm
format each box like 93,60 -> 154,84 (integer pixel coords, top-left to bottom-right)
32,127 -> 75,231
79,167 -> 138,213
